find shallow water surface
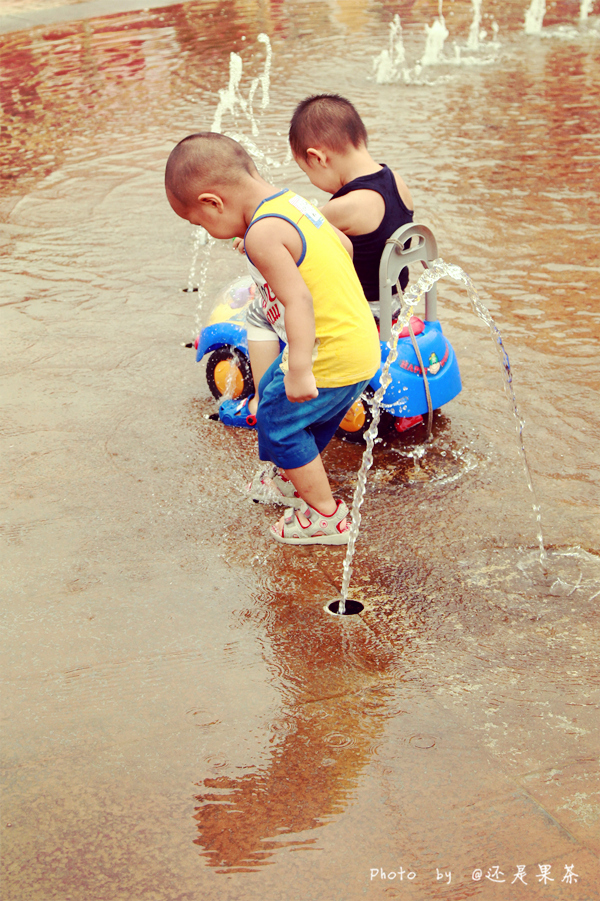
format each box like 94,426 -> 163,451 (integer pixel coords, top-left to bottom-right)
1,1 -> 600,899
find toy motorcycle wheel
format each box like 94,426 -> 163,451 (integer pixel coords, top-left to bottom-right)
205,346 -> 253,401
335,388 -> 374,442
335,388 -> 398,442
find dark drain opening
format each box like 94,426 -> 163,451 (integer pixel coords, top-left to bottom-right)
327,599 -> 364,616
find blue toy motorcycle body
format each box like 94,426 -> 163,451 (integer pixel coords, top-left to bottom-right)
195,224 -> 461,439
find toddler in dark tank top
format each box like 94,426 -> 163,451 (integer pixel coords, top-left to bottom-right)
289,93 -> 414,304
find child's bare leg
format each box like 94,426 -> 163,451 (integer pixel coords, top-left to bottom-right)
276,455 -> 338,528
285,455 -> 335,513
247,338 -> 280,416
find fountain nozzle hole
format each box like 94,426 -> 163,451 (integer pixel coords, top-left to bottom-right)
326,599 -> 364,616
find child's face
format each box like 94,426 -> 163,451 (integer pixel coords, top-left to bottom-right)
293,152 -> 342,195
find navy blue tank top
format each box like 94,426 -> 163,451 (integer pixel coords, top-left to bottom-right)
331,164 -> 413,302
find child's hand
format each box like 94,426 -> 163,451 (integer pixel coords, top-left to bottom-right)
232,237 -> 246,255
284,370 -> 318,403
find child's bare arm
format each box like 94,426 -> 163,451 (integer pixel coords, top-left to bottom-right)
245,218 -> 318,403
320,170 -> 414,236
319,191 -> 374,236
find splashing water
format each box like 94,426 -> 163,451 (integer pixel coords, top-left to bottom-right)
242,33 -> 272,136
228,132 -> 281,179
467,0 -> 483,50
525,0 -> 546,34
373,14 -> 409,84
211,51 -> 243,133
419,16 -> 450,68
338,260 -> 547,614
188,36 -> 273,334
189,230 -> 216,334
185,225 -> 212,339
186,226 -> 209,291
373,5 -> 503,85
372,1 -> 593,85
253,33 -> 272,111
220,350 -> 244,402
211,34 -> 271,135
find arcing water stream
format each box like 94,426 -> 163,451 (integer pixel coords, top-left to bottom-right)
337,260 -> 547,614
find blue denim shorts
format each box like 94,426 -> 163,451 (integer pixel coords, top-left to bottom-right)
256,355 -> 369,470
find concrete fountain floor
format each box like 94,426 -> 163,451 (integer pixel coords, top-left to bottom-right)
2,1 -> 600,899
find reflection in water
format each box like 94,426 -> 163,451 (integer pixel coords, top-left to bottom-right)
0,2 -> 272,193
190,525 -> 401,871
186,516 -> 411,871
193,693 -> 388,871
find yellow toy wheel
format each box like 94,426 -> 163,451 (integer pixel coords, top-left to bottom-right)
340,398 -> 367,433
335,391 -> 373,442
213,359 -> 245,398
205,347 -> 253,401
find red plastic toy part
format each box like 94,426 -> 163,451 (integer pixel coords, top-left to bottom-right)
397,316 -> 425,339
395,415 -> 423,433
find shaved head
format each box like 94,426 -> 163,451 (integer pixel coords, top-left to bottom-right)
289,94 -> 368,160
165,132 -> 258,208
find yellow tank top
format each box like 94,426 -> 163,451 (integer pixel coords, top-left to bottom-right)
245,190 -> 380,388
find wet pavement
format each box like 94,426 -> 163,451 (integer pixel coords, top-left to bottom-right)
1,1 -> 600,899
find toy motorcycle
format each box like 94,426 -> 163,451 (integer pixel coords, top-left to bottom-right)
193,224 -> 461,440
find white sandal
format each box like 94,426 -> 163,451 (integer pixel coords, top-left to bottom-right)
247,466 -> 303,508
270,500 -> 350,546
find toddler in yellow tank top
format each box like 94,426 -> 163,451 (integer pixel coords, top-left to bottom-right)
165,132 -> 380,546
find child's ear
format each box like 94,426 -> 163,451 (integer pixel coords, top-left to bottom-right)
306,148 -> 328,167
196,192 -> 224,211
